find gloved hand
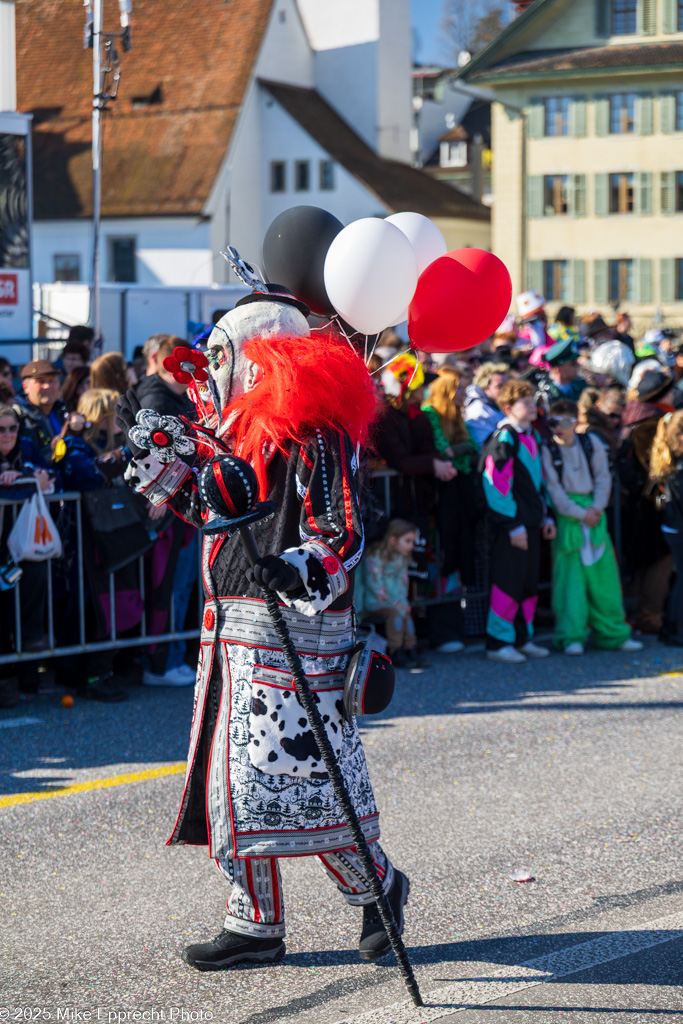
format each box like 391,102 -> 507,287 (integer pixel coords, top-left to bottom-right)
249,555 -> 301,593
115,389 -> 148,458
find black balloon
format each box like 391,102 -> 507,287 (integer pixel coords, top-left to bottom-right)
263,206 -> 343,317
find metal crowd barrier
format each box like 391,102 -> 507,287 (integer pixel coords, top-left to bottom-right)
0,462 -> 626,664
0,491 -> 203,666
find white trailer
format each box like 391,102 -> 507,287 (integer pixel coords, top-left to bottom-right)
33,282 -> 250,359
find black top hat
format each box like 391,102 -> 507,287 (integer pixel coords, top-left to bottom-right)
235,283 -> 310,318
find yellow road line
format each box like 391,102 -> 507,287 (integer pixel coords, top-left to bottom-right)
0,762 -> 187,808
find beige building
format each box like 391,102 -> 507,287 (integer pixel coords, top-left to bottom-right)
458,0 -> 683,327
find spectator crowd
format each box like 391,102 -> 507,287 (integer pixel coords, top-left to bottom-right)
1,289 -> 682,707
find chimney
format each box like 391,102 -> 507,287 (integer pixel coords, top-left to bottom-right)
512,0 -> 534,14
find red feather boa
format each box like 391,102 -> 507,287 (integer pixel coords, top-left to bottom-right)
222,334 -> 378,498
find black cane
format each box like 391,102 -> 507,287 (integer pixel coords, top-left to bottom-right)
238,524 -> 423,1008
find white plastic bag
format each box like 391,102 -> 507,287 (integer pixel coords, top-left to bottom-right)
7,484 -> 62,562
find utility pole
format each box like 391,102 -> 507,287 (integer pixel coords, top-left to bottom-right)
91,0 -> 103,338
84,0 -> 132,338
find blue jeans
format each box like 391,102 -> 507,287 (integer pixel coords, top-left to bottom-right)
166,533 -> 199,670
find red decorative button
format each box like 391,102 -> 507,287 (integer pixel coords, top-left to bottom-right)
323,555 -> 338,574
152,431 -> 170,446
204,608 -> 215,630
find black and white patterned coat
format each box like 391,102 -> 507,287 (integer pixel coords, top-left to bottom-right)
127,428 -> 380,859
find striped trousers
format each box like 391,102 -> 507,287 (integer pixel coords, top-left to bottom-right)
216,841 -> 394,938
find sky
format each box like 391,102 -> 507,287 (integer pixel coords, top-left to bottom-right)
412,0 -> 448,65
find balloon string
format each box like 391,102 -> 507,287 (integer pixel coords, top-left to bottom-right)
369,346 -> 412,377
310,319 -> 334,332
406,357 -> 420,391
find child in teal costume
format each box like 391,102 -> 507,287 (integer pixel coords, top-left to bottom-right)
541,400 -> 643,656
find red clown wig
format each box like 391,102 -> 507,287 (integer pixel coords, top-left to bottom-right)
224,334 -> 378,498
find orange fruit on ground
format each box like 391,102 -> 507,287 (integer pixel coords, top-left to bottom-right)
61,694 -> 74,708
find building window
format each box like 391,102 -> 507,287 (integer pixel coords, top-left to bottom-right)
679,0 -> 683,30
677,171 -> 683,211
544,96 -> 571,136
295,160 -> 310,192
53,254 -> 80,282
543,261 -> 568,301
319,160 -> 335,190
677,259 -> 683,299
543,175 -> 569,215
440,140 -> 468,167
609,172 -> 635,213
610,93 -> 636,133
109,238 -> 136,283
270,161 -> 286,193
611,0 -> 637,33
677,91 -> 683,131
609,259 -> 634,302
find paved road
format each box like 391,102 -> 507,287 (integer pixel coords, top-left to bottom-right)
1,639 -> 682,1024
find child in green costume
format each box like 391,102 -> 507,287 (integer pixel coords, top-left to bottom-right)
540,400 -> 643,656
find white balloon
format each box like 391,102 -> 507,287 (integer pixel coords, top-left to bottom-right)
324,218 -> 418,335
385,212 -> 447,276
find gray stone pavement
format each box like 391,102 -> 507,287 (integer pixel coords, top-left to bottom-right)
0,638 -> 681,1023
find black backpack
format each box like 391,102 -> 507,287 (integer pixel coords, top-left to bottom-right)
545,432 -> 594,486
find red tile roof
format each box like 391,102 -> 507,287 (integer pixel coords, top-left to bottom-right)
260,80 -> 490,221
15,0 -> 274,219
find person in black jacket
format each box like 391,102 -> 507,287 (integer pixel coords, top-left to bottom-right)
136,335 -> 195,418
649,410 -> 683,644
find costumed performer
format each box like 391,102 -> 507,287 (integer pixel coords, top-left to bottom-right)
116,282 -> 410,970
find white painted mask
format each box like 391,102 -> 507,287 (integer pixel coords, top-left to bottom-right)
207,299 -> 310,415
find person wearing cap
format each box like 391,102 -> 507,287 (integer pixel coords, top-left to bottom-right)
620,370 -> 676,634
541,399 -> 642,656
515,290 -> 552,351
15,359 -> 67,463
542,334 -> 588,403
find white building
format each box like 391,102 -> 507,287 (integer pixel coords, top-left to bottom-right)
13,0 -> 490,293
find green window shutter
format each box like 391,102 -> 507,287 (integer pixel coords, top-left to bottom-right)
636,94 -> 653,135
637,0 -> 656,34
527,260 -> 544,295
661,171 -> 676,214
570,174 -> 586,216
571,96 -> 586,137
663,0 -> 678,33
661,92 -> 676,133
636,172 -> 653,214
595,173 -> 609,216
636,259 -> 653,303
661,258 -> 676,303
594,260 -> 608,304
570,260 -> 586,303
527,99 -> 545,139
595,0 -> 610,36
526,175 -> 544,218
595,96 -> 609,137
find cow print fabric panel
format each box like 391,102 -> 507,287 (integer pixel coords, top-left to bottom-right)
248,681 -> 345,778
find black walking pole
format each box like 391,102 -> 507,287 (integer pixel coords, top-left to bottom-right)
201,455 -> 423,1009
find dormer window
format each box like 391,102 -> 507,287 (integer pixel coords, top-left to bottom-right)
611,0 -> 637,34
439,141 -> 468,168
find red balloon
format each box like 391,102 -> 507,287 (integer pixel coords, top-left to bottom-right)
408,248 -> 512,354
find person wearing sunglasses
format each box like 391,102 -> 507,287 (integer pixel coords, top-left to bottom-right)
541,400 -> 642,657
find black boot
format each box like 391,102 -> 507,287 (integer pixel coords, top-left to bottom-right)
78,672 -> 128,702
182,929 -> 285,971
358,869 -> 410,961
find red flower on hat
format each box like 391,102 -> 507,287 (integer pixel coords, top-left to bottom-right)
163,346 -> 209,384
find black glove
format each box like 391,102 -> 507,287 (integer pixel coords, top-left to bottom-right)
249,555 -> 301,593
115,388 -> 148,459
